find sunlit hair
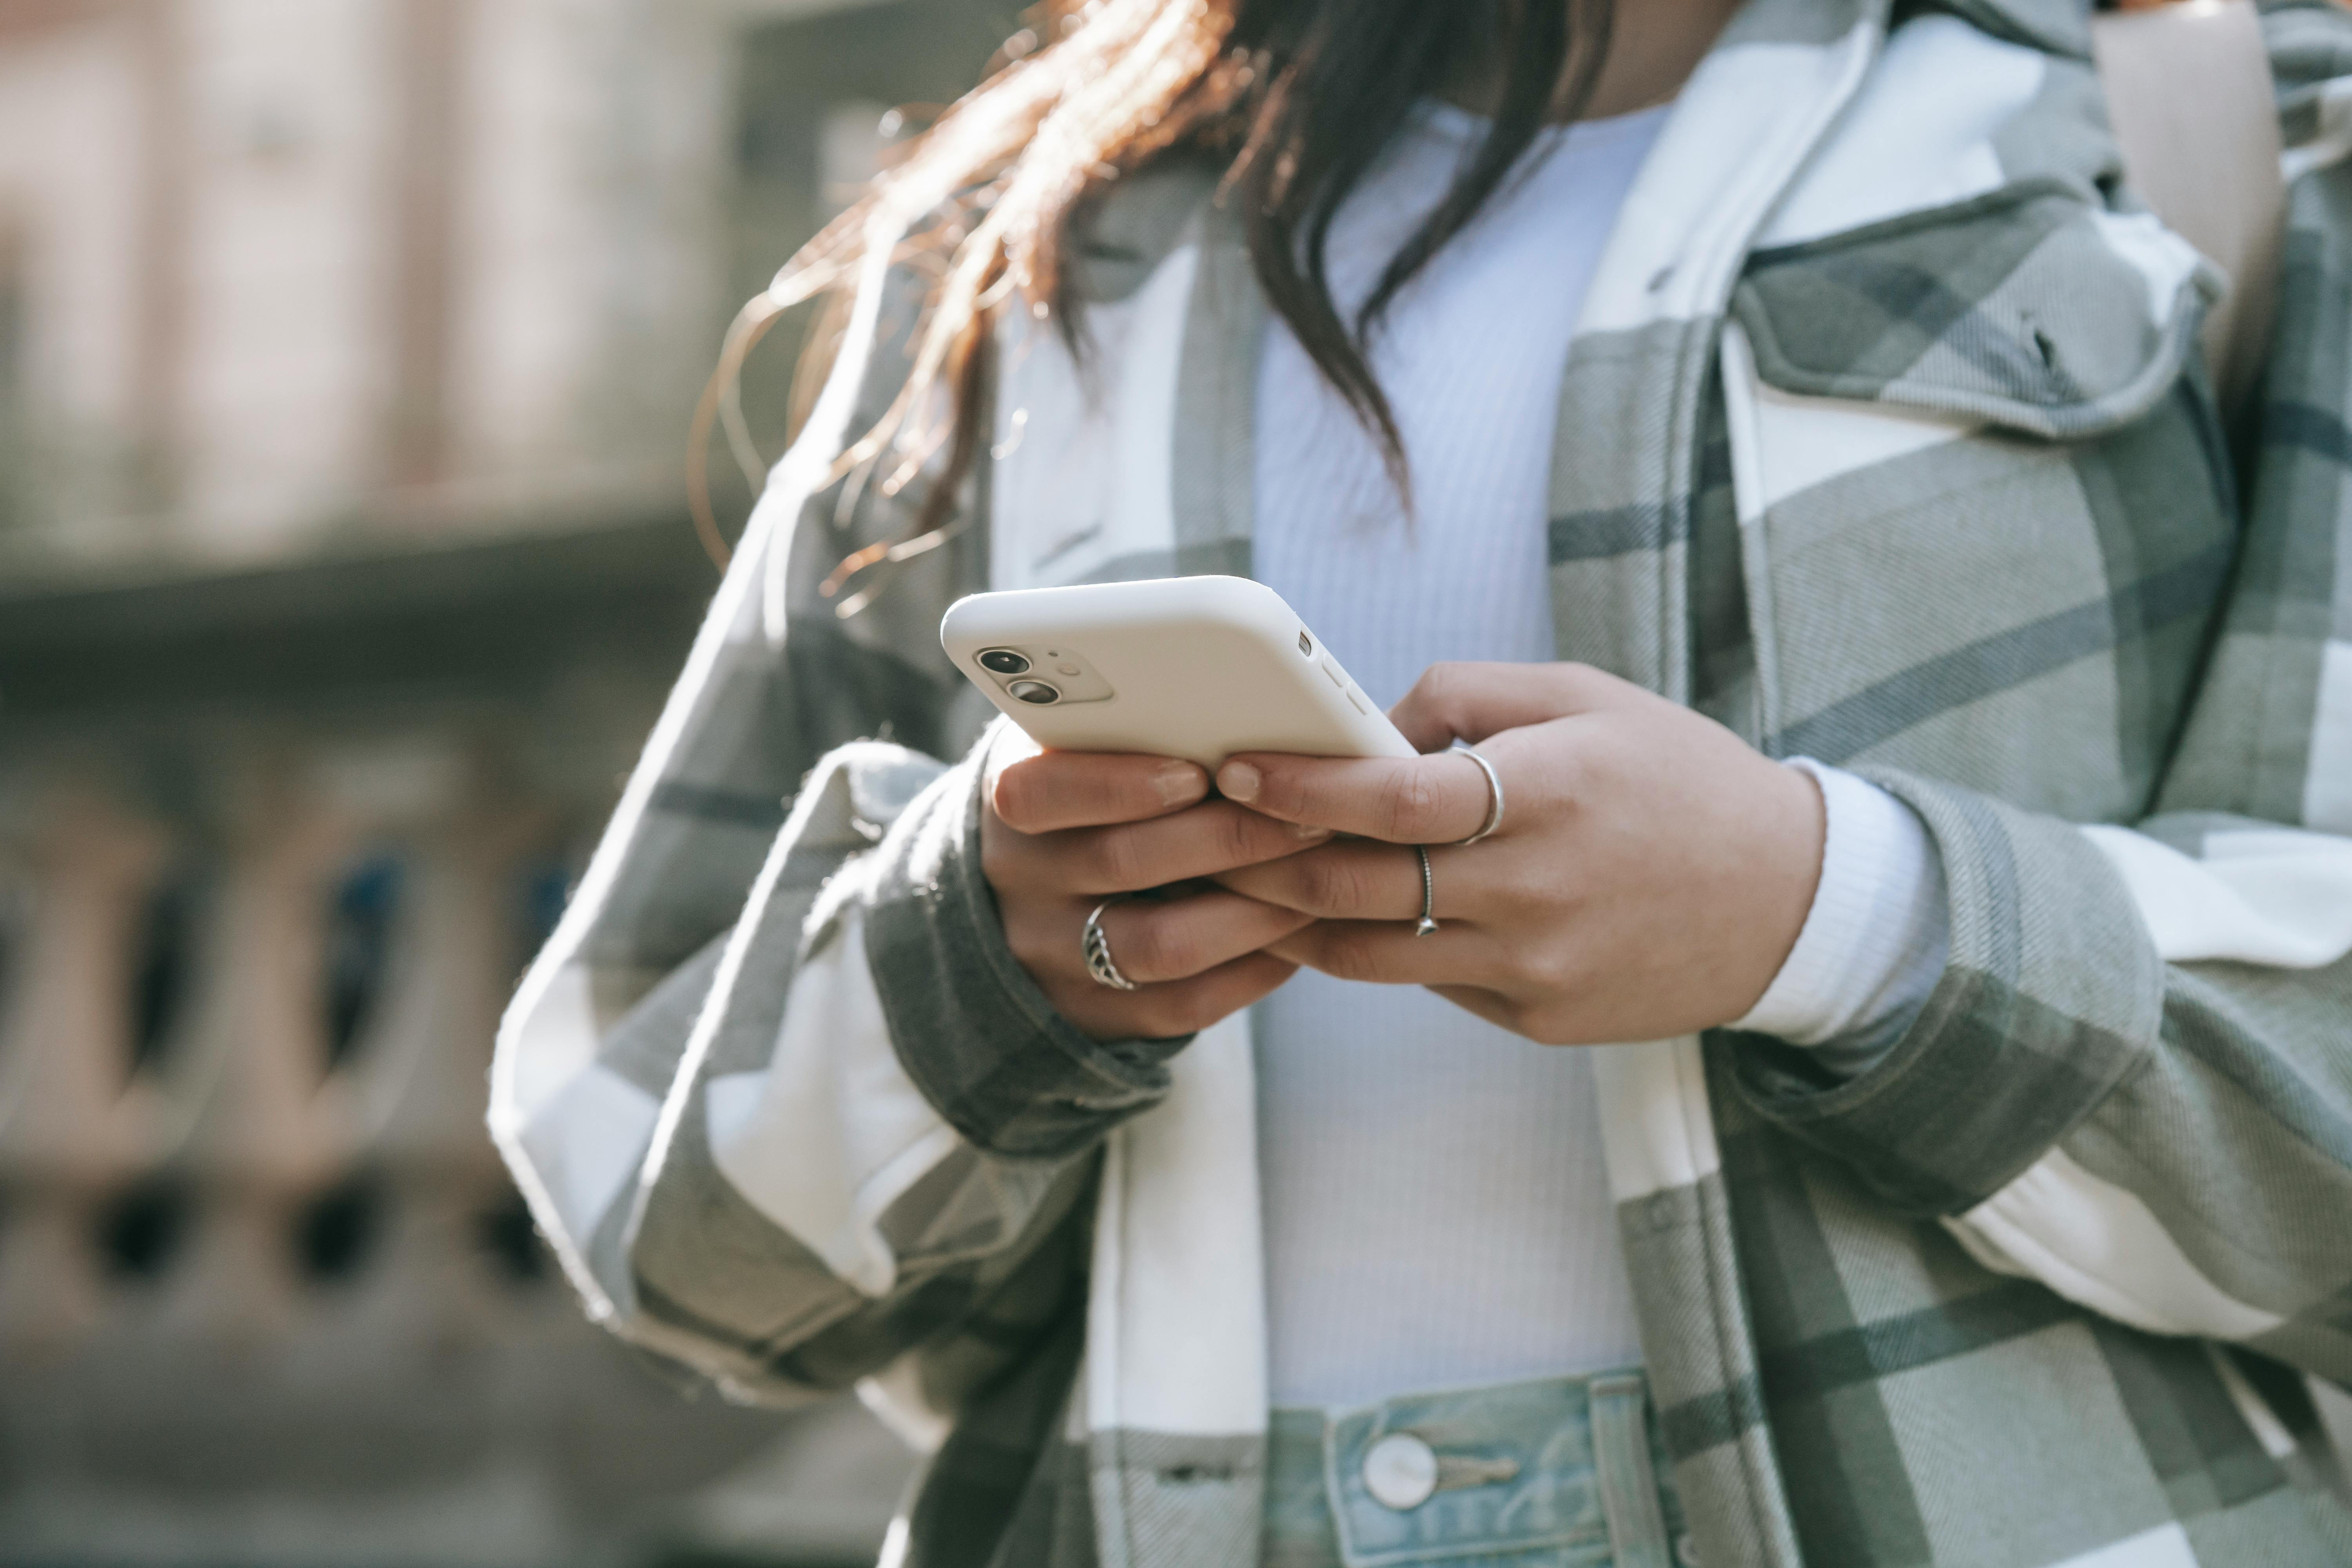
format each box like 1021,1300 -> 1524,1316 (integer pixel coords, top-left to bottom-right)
690,0 -> 1613,612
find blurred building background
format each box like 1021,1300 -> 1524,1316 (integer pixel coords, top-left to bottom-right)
12,3 -> 2350,1565
0,1 -> 1018,1563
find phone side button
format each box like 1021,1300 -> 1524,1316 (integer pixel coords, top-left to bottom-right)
1345,684 -> 1369,715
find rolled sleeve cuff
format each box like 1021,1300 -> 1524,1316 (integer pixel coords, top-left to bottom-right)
858,720 -> 1189,1161
1728,771 -> 2165,1216
1731,759 -> 1950,1050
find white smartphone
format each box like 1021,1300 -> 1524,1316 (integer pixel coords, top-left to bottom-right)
939,576 -> 1416,768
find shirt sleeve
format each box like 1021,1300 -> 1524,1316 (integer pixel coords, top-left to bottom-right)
1729,759 -> 1950,1060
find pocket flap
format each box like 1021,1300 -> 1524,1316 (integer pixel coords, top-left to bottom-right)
1730,179 -> 2221,439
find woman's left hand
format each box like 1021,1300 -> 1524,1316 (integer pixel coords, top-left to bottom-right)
1212,661 -> 1825,1046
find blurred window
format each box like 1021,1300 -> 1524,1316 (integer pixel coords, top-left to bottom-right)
102,1178 -> 192,1282
321,852 -> 405,1072
128,860 -> 212,1082
297,1169 -> 383,1283
478,1188 -> 549,1285
515,857 -> 572,968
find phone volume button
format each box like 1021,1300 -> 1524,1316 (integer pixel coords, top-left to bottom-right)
1345,684 -> 1369,715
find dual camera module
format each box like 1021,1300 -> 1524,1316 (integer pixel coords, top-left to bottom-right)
977,648 -> 1061,705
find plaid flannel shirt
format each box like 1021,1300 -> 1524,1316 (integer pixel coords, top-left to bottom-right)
490,0 -> 2352,1562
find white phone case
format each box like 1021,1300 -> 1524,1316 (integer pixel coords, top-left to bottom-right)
939,576 -> 1416,768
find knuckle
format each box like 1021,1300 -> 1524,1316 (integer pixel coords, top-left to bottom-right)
1296,853 -> 1363,915
1082,829 -> 1142,891
1524,945 -> 1580,993
1547,737 -> 1601,800
1583,735 -> 1641,798
1410,663 -> 1476,731
1520,766 -> 1574,823
1377,771 -> 1443,841
1215,806 -> 1266,867
1120,911 -> 1195,982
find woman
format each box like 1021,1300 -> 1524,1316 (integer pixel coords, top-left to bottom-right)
491,0 -> 2352,1563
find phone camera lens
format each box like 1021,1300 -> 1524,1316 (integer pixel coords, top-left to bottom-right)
1007,679 -> 1061,706
978,648 -> 1031,675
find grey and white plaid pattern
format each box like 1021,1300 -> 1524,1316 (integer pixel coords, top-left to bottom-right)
491,0 -> 2352,1563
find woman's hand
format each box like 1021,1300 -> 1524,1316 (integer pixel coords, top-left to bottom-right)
1212,662 -> 1825,1046
981,727 -> 1329,1042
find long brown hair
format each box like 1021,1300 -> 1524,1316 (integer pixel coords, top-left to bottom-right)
689,0 -> 1614,609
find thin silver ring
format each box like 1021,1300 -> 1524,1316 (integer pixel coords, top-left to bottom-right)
1414,846 -> 1438,937
1082,899 -> 1138,991
1450,746 -> 1506,847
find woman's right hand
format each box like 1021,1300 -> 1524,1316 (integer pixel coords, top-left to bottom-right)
982,727 -> 1330,1041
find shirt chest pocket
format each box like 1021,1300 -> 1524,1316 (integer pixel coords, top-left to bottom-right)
1721,180 -> 2238,822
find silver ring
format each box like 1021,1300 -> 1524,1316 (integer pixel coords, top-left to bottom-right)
1450,746 -> 1505,846
1082,899 -> 1138,990
1414,846 -> 1438,937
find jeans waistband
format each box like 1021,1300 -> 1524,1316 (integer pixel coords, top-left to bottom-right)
1264,1367 -> 1687,1568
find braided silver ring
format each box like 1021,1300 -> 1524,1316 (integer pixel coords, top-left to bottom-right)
1414,845 -> 1438,937
1082,899 -> 1138,991
1450,746 -> 1506,847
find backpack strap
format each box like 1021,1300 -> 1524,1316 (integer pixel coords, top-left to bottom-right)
2092,0 -> 2285,422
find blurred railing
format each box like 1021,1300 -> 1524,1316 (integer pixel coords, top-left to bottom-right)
0,744 -> 914,1568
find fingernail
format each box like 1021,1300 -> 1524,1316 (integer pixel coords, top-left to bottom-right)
1152,762 -> 1206,807
1219,760 -> 1261,802
1290,822 -> 1330,842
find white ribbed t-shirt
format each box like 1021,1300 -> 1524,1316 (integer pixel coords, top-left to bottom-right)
1248,102 -> 1948,1408
1251,103 -> 1668,1409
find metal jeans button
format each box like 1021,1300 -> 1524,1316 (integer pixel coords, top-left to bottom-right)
1361,1431 -> 1439,1510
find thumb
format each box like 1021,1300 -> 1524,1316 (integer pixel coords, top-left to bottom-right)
1389,662 -> 1640,751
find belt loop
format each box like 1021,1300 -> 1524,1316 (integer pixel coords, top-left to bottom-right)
1590,1373 -> 1672,1568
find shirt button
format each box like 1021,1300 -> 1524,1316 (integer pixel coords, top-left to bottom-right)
1676,1531 -> 1702,1566
1362,1432 -> 1439,1511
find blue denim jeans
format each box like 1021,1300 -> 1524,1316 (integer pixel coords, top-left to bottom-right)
1261,1368 -> 1694,1568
